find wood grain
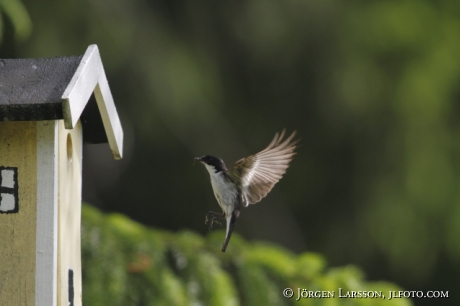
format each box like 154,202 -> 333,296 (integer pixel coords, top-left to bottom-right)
57,120 -> 83,306
0,121 -> 37,305
35,120 -> 59,306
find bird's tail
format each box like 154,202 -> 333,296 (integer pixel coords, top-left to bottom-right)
222,211 -> 239,252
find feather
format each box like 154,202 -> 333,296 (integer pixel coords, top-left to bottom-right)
228,130 -> 298,206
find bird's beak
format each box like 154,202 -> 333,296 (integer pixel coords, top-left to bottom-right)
194,157 -> 202,164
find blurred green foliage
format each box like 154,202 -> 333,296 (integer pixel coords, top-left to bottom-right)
82,204 -> 412,306
0,0 -> 31,41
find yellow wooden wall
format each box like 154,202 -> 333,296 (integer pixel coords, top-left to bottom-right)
0,121 -> 38,305
0,120 -> 83,306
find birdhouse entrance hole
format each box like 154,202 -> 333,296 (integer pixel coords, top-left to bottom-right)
67,133 -> 73,162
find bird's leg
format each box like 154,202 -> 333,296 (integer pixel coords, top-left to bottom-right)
205,211 -> 225,231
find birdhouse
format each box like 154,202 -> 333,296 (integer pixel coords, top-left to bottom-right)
0,45 -> 123,306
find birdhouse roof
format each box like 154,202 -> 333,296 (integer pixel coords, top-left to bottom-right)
0,45 -> 123,159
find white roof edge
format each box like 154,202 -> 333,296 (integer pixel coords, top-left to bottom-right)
61,44 -> 123,160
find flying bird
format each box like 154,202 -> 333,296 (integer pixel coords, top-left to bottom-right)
195,130 -> 298,252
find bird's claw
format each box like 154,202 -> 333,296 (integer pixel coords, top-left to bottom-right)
205,214 -> 221,231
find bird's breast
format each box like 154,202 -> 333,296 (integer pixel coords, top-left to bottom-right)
209,172 -> 239,216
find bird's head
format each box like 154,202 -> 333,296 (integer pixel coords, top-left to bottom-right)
195,155 -> 227,173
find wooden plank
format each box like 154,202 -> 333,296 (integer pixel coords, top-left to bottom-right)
57,120 -> 83,306
35,120 -> 59,306
61,45 -> 100,130
0,121 -> 38,305
94,67 -> 124,159
61,44 -> 123,159
0,56 -> 82,121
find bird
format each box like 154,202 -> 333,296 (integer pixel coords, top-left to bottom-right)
195,130 -> 298,252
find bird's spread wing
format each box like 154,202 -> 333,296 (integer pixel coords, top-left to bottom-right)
228,130 -> 298,207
